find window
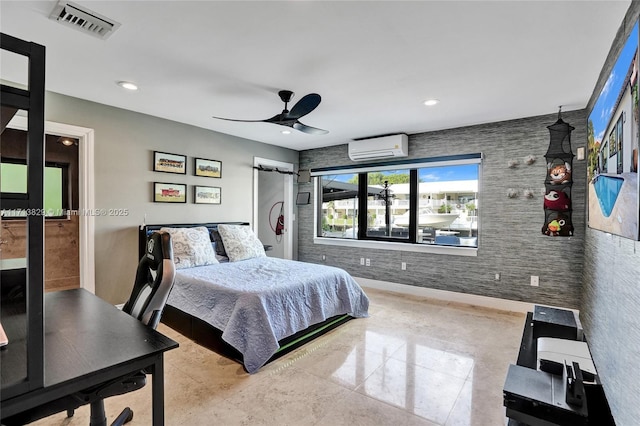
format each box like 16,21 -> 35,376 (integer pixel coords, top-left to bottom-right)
319,173 -> 359,238
314,154 -> 480,250
1,160 -> 68,218
609,128 -> 617,156
615,115 -> 624,174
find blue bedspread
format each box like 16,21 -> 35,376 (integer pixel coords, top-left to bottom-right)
167,257 -> 369,373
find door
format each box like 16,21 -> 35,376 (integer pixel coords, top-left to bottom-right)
253,157 -> 293,259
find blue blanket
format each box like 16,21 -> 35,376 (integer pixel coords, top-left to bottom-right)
167,257 -> 369,373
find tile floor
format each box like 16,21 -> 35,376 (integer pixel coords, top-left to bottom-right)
33,288 -> 525,425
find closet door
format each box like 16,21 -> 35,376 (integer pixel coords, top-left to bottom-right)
1,33 -> 46,399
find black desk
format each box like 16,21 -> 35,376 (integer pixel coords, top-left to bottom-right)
1,288 -> 179,424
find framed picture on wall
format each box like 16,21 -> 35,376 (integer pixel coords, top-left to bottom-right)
587,19 -> 639,241
153,151 -> 186,174
194,185 -> 221,204
153,182 -> 187,203
194,157 -> 222,178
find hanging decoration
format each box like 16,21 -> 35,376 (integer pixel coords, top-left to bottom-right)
542,107 -> 575,236
269,201 -> 285,242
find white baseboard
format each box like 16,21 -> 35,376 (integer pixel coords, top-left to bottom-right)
354,277 -> 535,314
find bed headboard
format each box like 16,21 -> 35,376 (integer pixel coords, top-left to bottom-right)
138,222 -> 250,260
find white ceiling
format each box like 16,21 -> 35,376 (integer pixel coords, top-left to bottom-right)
0,1 -> 631,151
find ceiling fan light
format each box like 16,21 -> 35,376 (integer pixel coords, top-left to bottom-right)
423,99 -> 439,106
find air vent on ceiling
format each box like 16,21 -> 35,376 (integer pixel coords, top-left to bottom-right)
49,1 -> 121,40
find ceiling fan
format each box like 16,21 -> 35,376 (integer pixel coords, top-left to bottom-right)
212,90 -> 328,135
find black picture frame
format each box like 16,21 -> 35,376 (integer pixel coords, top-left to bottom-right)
153,182 -> 187,203
194,157 -> 222,178
153,151 -> 186,174
296,192 -> 311,205
194,185 -> 221,204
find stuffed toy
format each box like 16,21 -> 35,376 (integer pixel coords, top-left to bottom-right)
544,190 -> 571,211
548,162 -> 572,185
542,213 -> 574,236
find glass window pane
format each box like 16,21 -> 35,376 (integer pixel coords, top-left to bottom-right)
0,163 -> 27,193
1,164 -> 63,217
320,174 -> 359,238
418,164 -> 478,247
366,169 -> 410,239
44,167 -> 63,215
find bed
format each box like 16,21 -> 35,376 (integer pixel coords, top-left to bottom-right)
139,222 -> 369,373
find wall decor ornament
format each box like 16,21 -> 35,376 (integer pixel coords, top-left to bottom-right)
542,108 -> 574,236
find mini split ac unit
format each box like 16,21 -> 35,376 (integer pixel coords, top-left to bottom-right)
348,134 -> 408,161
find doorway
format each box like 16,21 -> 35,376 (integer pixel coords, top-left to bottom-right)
5,116 -> 96,293
253,157 -> 294,260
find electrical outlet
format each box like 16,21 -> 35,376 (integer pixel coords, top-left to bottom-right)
401,262 -> 407,270
531,275 -> 539,287
495,273 -> 500,281
365,258 -> 370,267
360,257 -> 365,265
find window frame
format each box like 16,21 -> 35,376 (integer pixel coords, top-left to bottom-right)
312,154 -> 481,256
0,157 -> 70,219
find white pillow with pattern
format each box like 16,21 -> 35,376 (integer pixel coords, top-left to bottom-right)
160,226 -> 218,269
217,225 -> 266,262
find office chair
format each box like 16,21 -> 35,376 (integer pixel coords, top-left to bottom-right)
2,231 -> 176,426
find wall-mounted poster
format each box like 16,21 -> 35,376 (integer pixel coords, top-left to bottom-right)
194,185 -> 221,204
153,151 -> 186,174
587,20 -> 639,241
194,158 -> 221,178
154,182 -> 187,203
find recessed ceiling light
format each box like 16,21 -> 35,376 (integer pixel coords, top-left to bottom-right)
117,81 -> 138,91
281,130 -> 292,135
58,137 -> 75,146
423,99 -> 439,106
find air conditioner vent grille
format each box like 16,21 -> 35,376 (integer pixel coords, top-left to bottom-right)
49,1 -> 121,40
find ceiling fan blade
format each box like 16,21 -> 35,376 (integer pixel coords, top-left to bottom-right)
288,93 -> 321,119
212,116 -> 267,123
293,121 -> 329,135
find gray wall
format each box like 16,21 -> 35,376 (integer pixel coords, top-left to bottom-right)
299,108 -> 587,308
581,2 -> 640,425
45,92 -> 298,304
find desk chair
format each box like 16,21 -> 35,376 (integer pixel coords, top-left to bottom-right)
2,231 -> 176,426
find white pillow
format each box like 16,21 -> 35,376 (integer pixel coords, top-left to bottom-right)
160,226 -> 218,269
217,224 -> 266,262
